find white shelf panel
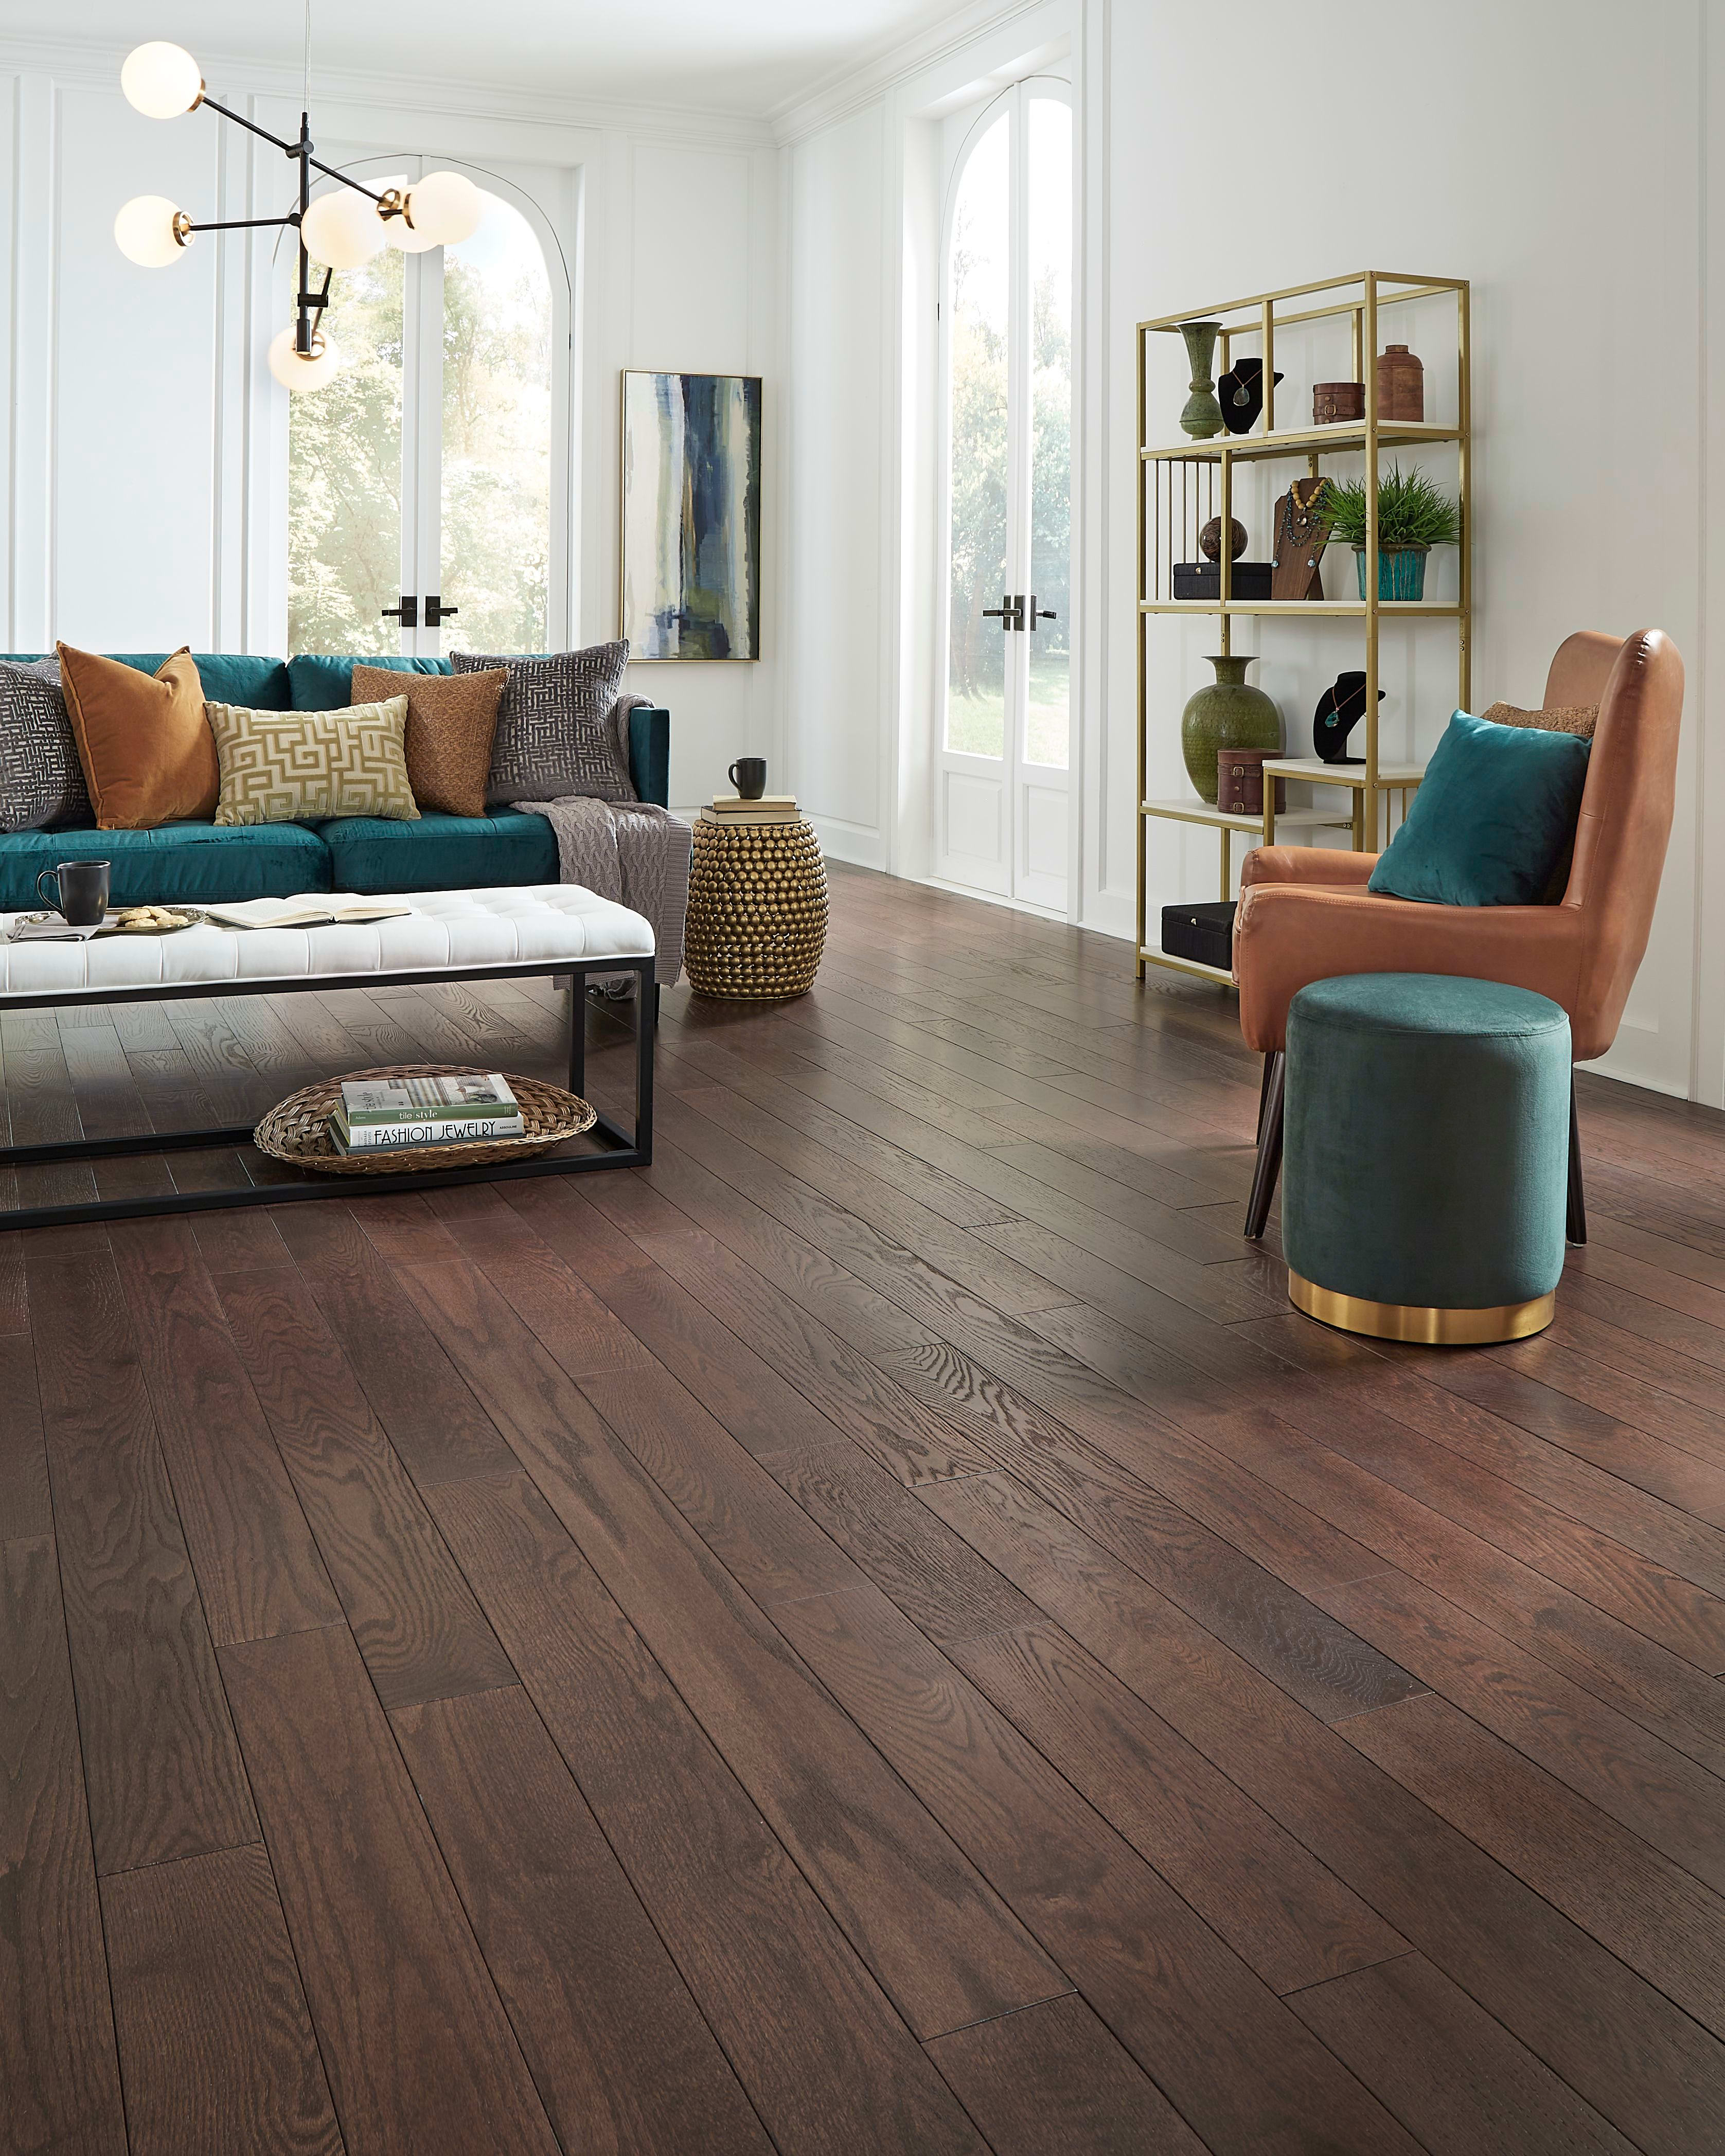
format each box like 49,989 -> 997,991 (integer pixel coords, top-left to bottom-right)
1142,419 -> 1463,464
1140,797 -> 1355,832
1264,758 -> 1426,788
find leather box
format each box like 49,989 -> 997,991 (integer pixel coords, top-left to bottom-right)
1172,561 -> 1273,601
1217,748 -> 1287,817
1162,899 -> 1237,971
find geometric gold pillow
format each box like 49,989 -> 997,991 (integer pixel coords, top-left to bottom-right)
206,697 -> 419,826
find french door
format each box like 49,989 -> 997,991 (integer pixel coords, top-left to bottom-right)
287,156 -> 564,659
936,80 -> 1072,910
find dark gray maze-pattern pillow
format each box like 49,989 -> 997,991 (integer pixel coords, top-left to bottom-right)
0,656 -> 93,831
451,643 -> 632,804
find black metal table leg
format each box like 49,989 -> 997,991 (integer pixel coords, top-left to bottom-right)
1246,1049 -> 1284,1240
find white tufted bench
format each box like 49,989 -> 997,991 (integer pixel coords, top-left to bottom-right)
0,886 -> 656,1231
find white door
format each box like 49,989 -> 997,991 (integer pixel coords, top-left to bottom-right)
936,81 -> 1073,911
286,157 -> 567,659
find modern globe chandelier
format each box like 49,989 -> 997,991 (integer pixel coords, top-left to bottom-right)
113,39 -> 483,393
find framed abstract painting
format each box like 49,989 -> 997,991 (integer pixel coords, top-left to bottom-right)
619,370 -> 762,660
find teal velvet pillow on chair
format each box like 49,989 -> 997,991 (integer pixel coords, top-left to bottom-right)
1367,709 -> 1591,906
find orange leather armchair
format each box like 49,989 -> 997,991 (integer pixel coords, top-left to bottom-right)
1235,628 -> 1684,1239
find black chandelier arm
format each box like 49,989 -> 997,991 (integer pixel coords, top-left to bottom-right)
194,94 -> 398,212
194,93 -> 300,157
303,154 -> 395,209
184,213 -> 301,234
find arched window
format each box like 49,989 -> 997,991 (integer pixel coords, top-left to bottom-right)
287,168 -> 561,656
936,80 -> 1073,910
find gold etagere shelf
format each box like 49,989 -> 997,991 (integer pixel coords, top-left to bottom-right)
1135,269 -> 1471,985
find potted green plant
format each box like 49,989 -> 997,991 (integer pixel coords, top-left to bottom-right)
1318,462 -> 1460,601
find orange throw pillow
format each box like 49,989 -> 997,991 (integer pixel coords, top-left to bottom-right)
56,644 -> 219,829
351,664 -> 507,819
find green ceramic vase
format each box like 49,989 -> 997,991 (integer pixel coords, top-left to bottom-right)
1181,654 -> 1282,803
1179,319 -> 1224,439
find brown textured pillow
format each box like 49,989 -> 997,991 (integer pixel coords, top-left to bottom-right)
1482,699 -> 1597,741
56,644 -> 219,829
351,664 -> 507,818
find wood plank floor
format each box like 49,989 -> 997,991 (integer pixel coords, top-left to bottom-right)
5,859 -> 1725,2153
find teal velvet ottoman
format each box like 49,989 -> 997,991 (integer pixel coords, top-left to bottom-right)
1283,973 -> 1571,1344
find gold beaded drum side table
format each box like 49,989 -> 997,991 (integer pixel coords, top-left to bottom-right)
685,814 -> 829,999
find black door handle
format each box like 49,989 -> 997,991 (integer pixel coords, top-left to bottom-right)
1028,596 -> 1057,629
424,596 -> 458,627
981,595 -> 1025,630
380,596 -> 419,628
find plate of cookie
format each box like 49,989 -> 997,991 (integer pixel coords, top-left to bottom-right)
100,905 -> 198,936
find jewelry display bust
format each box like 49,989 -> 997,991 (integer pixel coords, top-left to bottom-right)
1271,477 -> 1333,601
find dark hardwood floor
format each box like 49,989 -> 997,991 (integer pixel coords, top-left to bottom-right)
5,859 -> 1725,2152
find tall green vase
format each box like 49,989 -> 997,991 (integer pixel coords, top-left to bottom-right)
1181,654 -> 1281,803
1179,319 -> 1224,440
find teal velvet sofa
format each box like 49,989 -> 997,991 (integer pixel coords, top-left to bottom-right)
0,652 -> 670,911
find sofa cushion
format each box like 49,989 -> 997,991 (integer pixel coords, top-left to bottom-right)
3,653 -> 293,710
451,643 -> 632,803
318,809 -> 559,894
0,657 -> 91,831
59,645 -> 221,829
208,698 -> 418,826
290,654 -> 451,710
0,821 -> 330,912
351,663 -> 506,818
1367,709 -> 1592,908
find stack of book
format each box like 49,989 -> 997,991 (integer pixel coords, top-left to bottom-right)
330,1072 -> 525,1154
700,793 -> 800,826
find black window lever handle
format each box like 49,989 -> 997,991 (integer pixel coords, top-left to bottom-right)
982,595 -> 1025,629
1028,596 -> 1057,629
380,596 -> 419,629
424,596 -> 458,627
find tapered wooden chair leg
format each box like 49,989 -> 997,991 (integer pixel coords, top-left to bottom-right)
1246,1050 -> 1284,1241
1567,1081 -> 1588,1246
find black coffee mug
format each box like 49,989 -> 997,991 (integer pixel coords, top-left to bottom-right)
37,859 -> 111,927
728,757 -> 767,801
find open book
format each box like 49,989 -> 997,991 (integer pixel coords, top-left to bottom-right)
199,896 -> 414,931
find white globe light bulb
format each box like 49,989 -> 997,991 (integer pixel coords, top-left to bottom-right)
268,325 -> 343,392
120,42 -> 203,119
114,195 -> 188,268
400,170 -> 483,248
386,208 -> 439,253
300,188 -> 387,271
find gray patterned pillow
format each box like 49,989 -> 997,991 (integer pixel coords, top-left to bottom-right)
451,642 -> 632,805
0,656 -> 93,831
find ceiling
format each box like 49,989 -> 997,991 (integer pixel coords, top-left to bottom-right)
4,0 -> 973,117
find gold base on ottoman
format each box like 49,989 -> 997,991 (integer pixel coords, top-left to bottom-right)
686,816 -> 829,1000
1288,1270 -> 1555,1346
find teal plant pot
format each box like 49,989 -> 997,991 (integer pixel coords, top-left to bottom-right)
1181,654 -> 1281,803
1354,545 -> 1430,601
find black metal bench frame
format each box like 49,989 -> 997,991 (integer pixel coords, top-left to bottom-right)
0,955 -> 654,1232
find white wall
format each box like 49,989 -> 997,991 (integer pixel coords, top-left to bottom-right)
0,39 -> 781,810
778,0 -> 1725,1104
786,104 -> 889,864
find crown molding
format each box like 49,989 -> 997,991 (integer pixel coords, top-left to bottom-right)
768,0 -> 1047,145
0,29 -> 776,151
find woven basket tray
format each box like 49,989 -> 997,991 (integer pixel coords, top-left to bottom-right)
254,1064 -> 596,1178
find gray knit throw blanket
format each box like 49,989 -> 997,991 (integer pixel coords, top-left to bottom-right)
511,794 -> 691,986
